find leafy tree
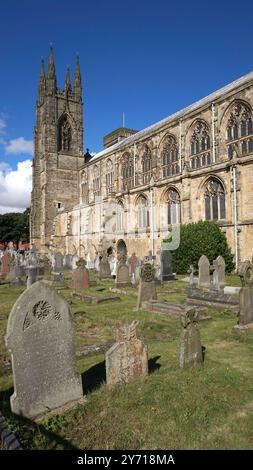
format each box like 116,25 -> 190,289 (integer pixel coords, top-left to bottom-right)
170,221 -> 234,274
0,208 -> 30,248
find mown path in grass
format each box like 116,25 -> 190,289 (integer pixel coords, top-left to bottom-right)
0,274 -> 252,449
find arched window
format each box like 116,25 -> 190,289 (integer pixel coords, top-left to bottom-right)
161,135 -> 179,178
116,201 -> 125,233
122,152 -> 134,191
142,145 -> 152,184
226,102 -> 253,158
106,159 -> 114,194
165,188 -> 181,225
137,195 -> 149,229
190,121 -> 211,169
204,178 -> 226,221
58,115 -> 72,151
93,165 -> 100,197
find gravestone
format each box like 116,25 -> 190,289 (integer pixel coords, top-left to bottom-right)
26,266 -> 38,288
5,281 -> 83,419
72,258 -> 89,290
234,261 -> 253,331
65,254 -> 72,269
0,253 -> 11,277
106,320 -> 148,386
216,255 -> 226,286
210,259 -> 221,291
161,250 -> 174,281
52,272 -> 64,284
54,252 -> 63,271
198,255 -> 210,288
99,253 -> 111,279
115,263 -> 130,287
137,263 -> 157,309
179,307 -> 203,368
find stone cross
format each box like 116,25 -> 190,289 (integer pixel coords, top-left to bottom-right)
198,255 -> 210,288
5,281 -> 83,419
179,307 -> 203,368
137,262 -> 157,309
105,320 -> 148,386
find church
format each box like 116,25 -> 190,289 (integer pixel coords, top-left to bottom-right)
31,48 -> 253,269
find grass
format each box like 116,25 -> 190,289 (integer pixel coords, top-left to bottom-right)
0,272 -> 253,450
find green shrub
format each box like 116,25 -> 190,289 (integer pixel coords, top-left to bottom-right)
170,221 -> 234,274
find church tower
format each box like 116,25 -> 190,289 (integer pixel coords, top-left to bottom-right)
30,48 -> 84,250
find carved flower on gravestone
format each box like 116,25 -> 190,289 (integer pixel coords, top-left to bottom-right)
33,300 -> 53,321
140,263 -> 155,282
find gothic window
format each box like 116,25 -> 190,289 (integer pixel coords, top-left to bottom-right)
161,135 -> 179,178
116,201 -> 124,232
137,195 -> 149,229
204,178 -> 226,221
190,121 -> 211,169
58,115 -> 72,151
122,152 -> 135,191
165,188 -> 181,225
142,145 -> 152,184
226,102 -> 253,158
93,165 -> 100,197
106,159 -> 114,194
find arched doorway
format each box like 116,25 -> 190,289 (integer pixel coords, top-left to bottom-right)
117,239 -> 127,256
107,246 -> 113,256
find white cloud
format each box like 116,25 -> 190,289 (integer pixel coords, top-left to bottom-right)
5,137 -> 34,156
0,160 -> 32,214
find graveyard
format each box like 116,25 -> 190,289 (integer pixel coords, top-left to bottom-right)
0,253 -> 253,450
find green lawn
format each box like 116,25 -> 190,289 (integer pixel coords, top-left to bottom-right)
0,273 -> 253,450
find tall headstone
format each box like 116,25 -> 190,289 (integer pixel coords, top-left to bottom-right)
210,259 -> 221,291
179,307 -> 203,368
234,261 -> 253,331
99,253 -> 111,279
216,255 -> 226,286
137,262 -> 157,309
115,263 -> 130,287
5,281 -> 83,418
72,258 -> 89,290
106,320 -> 148,386
161,250 -> 174,281
0,253 -> 11,277
198,255 -> 210,288
26,266 -> 38,288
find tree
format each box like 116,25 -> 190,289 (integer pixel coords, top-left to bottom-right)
170,221 -> 234,274
0,208 -> 30,248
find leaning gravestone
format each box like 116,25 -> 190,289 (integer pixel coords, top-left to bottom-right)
161,250 -> 174,281
233,261 -> 253,332
137,262 -> 157,309
5,281 -> 83,418
216,255 -> 226,286
198,255 -> 210,288
72,258 -> 89,290
106,320 -> 148,386
179,307 -> 203,368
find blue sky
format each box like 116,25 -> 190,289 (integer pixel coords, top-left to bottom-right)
0,0 -> 253,212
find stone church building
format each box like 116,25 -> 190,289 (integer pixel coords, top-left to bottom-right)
31,48 -> 253,269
